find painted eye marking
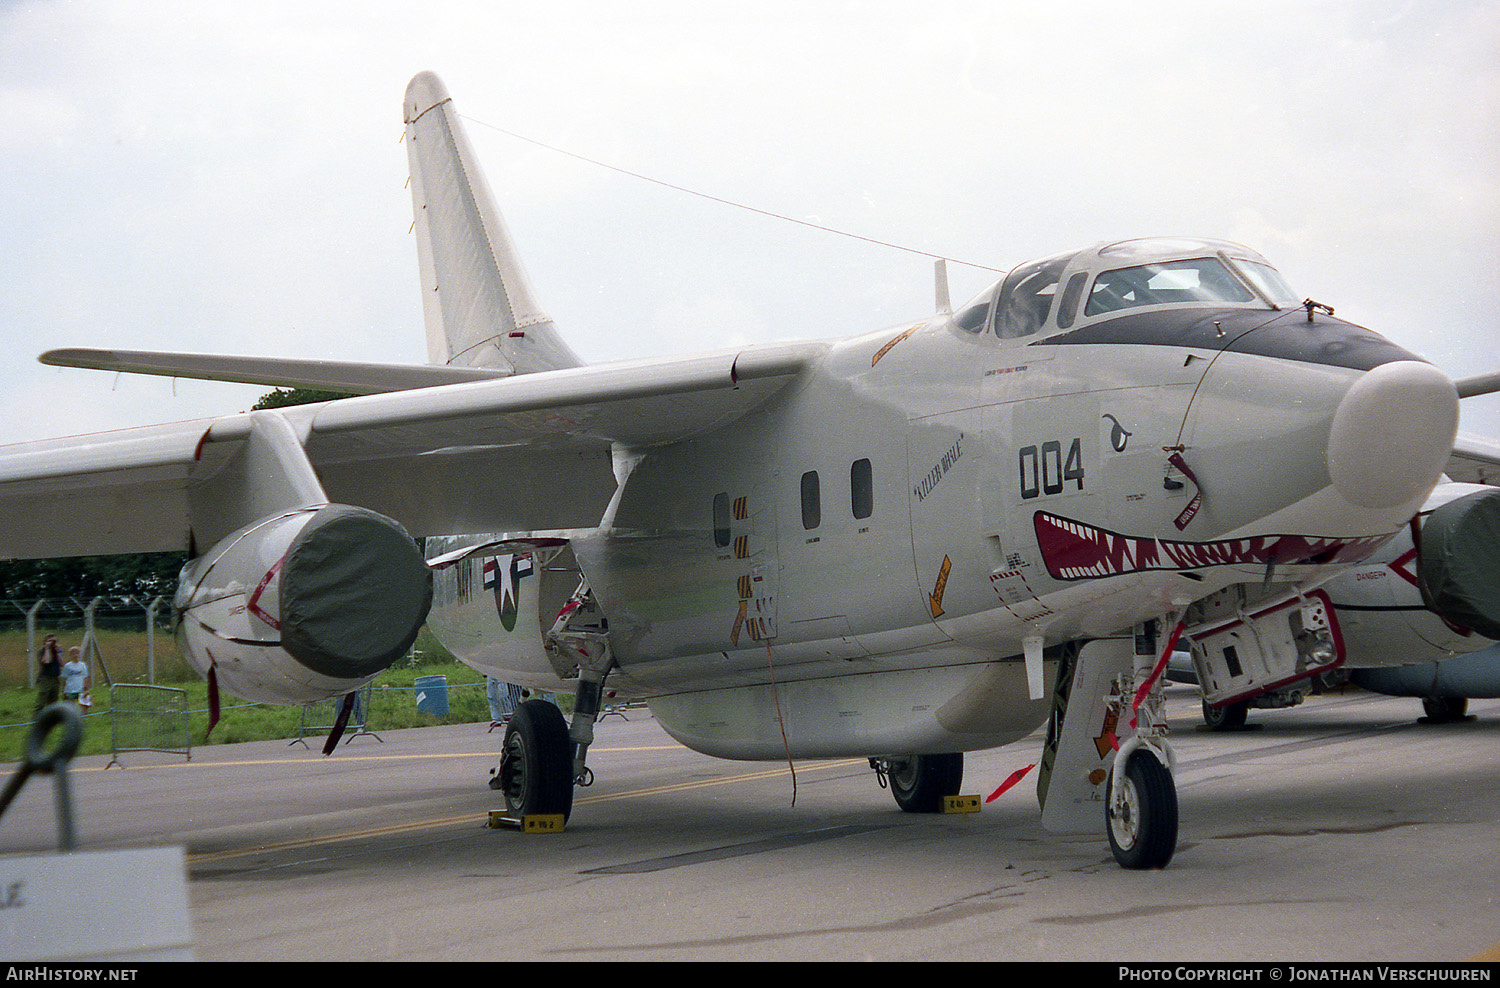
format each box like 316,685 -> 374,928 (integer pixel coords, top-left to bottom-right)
1103,414 -> 1133,452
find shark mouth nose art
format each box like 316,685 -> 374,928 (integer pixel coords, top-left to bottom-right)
1033,511 -> 1391,581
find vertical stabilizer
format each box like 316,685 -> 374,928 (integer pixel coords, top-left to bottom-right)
403,72 -> 583,374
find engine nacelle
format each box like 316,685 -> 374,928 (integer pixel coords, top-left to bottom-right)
1325,483 -> 1500,668
174,504 -> 433,704
1414,486 -> 1500,640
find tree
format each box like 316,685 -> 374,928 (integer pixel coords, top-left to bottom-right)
252,387 -> 347,409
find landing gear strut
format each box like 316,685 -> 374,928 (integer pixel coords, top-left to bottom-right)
489,580 -> 616,823
1105,621 -> 1180,869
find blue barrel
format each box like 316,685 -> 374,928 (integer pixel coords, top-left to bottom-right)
414,675 -> 449,716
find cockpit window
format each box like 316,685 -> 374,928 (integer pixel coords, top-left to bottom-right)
1085,257 -> 1255,317
1055,271 -> 1089,330
1233,258 -> 1299,305
952,289 -> 994,333
995,252 -> 1073,339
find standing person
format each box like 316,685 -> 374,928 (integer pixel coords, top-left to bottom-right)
33,635 -> 62,717
62,646 -> 90,707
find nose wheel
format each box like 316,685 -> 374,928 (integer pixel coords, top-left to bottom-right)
1106,747 -> 1177,869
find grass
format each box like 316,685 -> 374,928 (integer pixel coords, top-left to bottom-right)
0,626 -> 570,763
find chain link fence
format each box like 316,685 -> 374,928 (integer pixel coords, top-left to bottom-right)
3,596 -> 176,690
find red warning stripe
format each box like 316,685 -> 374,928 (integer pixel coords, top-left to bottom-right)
1168,452 -> 1202,530
247,553 -> 288,631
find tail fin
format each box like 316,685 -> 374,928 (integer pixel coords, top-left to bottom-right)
403,72 -> 583,375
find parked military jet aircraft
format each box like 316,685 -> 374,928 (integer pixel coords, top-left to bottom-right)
4,72 -> 1494,869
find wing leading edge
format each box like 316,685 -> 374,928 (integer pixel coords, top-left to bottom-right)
1447,432 -> 1500,486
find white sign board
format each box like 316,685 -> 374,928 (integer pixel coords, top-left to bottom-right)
0,847 -> 194,961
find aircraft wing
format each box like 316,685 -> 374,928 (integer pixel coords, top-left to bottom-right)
1455,370 -> 1500,399
0,340 -> 823,559
1446,432 -> 1500,486
40,348 -> 511,395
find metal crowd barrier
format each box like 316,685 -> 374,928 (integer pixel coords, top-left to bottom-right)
291,684 -> 380,748
106,684 -> 191,768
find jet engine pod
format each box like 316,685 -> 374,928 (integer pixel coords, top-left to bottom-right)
174,504 -> 433,704
1417,488 -> 1500,641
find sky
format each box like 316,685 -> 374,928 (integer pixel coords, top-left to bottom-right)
2,0 -> 1497,447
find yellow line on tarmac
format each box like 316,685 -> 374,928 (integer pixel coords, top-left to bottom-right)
186,758 -> 865,866
73,745 -> 686,773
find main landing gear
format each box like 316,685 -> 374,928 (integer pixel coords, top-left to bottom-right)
490,580 -> 614,823
1421,696 -> 1470,724
493,699 -> 574,821
872,753 -> 964,813
1201,698 -> 1249,731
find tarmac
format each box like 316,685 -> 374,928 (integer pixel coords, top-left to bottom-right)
1,683 -> 1497,963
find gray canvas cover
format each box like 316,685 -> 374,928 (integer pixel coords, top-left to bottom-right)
1417,488 -> 1500,640
280,504 -> 434,678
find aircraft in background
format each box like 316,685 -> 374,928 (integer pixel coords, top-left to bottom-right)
1180,472 -> 1500,730
5,72 -> 1499,870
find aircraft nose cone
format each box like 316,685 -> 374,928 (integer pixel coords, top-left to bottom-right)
1326,360 -> 1458,509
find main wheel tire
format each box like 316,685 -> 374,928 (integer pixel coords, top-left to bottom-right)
1106,749 -> 1178,869
495,699 -> 574,822
1422,696 -> 1469,723
887,753 -> 963,813
1202,699 -> 1248,731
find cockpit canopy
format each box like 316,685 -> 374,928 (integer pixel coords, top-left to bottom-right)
951,238 -> 1301,341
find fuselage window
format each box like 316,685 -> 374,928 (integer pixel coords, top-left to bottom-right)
801,471 -> 821,530
1054,272 -> 1089,330
851,458 -> 873,520
712,492 -> 731,547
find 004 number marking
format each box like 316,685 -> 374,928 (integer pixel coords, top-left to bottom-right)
1019,438 -> 1084,499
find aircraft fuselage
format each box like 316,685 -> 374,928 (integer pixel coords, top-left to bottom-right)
429,239 -> 1456,760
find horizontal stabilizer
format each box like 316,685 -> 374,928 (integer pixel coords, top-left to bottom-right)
40,348 -> 509,395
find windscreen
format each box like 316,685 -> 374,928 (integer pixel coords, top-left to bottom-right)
1234,258 -> 1300,305
1085,257 -> 1255,317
